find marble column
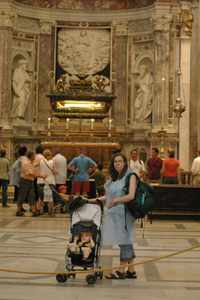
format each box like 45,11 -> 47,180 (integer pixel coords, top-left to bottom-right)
190,2 -> 200,160
0,13 -> 13,127
178,35 -> 191,170
152,18 -> 170,127
37,21 -> 54,125
112,22 -> 128,126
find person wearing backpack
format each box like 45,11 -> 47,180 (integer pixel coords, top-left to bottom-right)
101,153 -> 137,280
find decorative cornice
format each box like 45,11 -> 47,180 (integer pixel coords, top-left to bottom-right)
1,1 -> 155,23
14,0 -> 155,10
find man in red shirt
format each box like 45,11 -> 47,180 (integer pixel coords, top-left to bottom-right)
147,148 -> 163,182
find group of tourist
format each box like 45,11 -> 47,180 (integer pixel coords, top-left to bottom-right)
1,146 -> 200,213
0,145 -> 104,216
129,147 -> 181,184
0,145 -> 67,216
1,145 -> 200,280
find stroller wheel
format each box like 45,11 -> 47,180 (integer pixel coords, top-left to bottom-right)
86,274 -> 97,285
56,273 -> 67,283
96,271 -> 103,280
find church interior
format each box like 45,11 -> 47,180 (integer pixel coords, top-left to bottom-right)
0,0 -> 200,299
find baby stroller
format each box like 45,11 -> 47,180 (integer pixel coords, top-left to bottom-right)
56,196 -> 103,285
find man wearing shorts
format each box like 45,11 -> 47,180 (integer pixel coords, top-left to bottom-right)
68,148 -> 97,195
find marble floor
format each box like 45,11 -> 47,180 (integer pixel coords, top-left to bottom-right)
0,204 -> 200,300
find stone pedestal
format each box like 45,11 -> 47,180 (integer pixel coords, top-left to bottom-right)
12,122 -> 32,137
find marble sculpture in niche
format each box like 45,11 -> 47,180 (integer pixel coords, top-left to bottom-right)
134,63 -> 153,122
11,58 -> 32,120
57,28 -> 111,92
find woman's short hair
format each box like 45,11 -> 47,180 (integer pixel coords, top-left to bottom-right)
109,153 -> 128,181
152,147 -> 159,154
130,148 -> 138,155
18,146 -> 27,156
168,149 -> 175,158
27,151 -> 35,160
35,144 -> 44,154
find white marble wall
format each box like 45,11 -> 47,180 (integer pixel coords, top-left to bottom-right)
0,0 -> 196,167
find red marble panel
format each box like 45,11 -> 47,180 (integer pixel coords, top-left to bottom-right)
38,34 -> 52,122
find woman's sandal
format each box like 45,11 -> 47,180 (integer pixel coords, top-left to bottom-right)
105,271 -> 125,279
126,270 -> 137,279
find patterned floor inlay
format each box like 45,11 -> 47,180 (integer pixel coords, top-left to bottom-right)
0,205 -> 200,300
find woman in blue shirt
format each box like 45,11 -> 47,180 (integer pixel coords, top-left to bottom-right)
102,153 -> 137,279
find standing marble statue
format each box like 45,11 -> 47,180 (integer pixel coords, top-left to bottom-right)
11,59 -> 31,120
134,64 -> 153,122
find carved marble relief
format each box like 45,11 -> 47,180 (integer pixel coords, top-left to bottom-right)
130,40 -> 154,124
16,16 -> 40,33
134,61 -> 153,122
11,58 -> 32,120
56,28 -> 111,92
17,0 -> 155,9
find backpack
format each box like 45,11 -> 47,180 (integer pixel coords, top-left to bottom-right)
123,172 -> 154,219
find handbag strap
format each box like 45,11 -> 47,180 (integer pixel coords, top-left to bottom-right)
42,159 -> 54,174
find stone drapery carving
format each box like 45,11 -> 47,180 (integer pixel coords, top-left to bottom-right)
134,63 -> 153,122
11,58 -> 32,120
58,29 -> 110,76
17,0 -> 155,9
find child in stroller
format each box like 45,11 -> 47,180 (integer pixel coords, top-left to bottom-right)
56,196 -> 103,284
67,229 -> 95,261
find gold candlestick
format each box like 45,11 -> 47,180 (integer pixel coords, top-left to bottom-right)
48,117 -> 51,130
66,118 -> 70,130
91,118 -> 95,130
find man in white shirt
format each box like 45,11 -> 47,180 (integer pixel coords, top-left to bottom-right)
129,148 -> 145,178
53,151 -> 67,191
191,150 -> 200,185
